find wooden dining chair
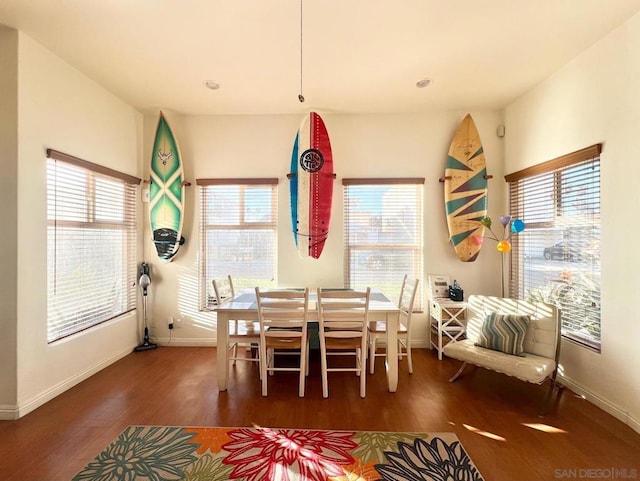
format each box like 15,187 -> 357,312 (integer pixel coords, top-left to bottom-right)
368,275 -> 419,374
317,287 -> 370,398
213,276 -> 261,374
255,287 -> 310,397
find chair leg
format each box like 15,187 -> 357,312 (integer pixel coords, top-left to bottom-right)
369,335 -> 376,374
539,381 -> 555,417
538,372 -> 565,417
449,362 -> 468,382
359,344 -> 367,398
260,344 -> 268,396
320,344 -> 329,398
268,349 -> 275,376
256,346 -> 262,381
304,342 -> 310,376
232,343 -> 238,365
299,344 -> 307,397
406,341 -> 413,374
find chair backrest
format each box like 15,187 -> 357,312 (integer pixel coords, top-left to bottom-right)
465,295 -> 560,360
255,288 -> 310,340
317,288 -> 370,339
212,276 -> 234,305
398,276 -> 419,332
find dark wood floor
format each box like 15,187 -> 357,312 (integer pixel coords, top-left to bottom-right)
0,347 -> 638,480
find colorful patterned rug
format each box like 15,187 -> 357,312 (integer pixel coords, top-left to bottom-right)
72,426 -> 485,481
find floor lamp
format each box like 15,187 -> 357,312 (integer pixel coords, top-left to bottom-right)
473,216 -> 525,297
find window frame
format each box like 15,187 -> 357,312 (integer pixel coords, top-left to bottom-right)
342,178 -> 425,310
506,144 -> 602,351
197,178 -> 279,310
46,149 -> 140,343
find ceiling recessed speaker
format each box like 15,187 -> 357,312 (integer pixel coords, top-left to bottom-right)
497,125 -> 506,138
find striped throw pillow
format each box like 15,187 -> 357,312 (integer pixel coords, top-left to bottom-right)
475,312 -> 530,356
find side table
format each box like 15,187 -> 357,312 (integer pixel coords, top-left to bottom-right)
429,298 -> 467,360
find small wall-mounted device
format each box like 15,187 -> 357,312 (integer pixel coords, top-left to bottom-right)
497,124 -> 506,138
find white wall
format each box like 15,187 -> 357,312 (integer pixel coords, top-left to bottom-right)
9,32 -> 144,418
0,26 -> 19,410
141,111 -> 506,349
505,12 -> 640,431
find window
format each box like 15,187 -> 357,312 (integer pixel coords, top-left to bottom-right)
198,178 -> 278,309
46,149 -> 139,343
343,178 -> 424,309
507,144 -> 601,351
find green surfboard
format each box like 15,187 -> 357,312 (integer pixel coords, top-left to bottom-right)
149,112 -> 185,262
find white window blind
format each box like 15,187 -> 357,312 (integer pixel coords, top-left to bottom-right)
198,178 -> 278,309
343,178 -> 424,309
46,149 -> 139,343
507,145 -> 601,351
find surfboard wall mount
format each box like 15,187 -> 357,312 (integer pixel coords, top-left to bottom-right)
439,174 -> 493,182
143,179 -> 192,187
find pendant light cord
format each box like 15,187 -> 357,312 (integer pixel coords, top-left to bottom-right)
298,0 -> 305,102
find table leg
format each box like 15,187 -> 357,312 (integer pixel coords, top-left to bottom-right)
217,312 -> 229,391
385,311 -> 399,392
438,317 -> 444,360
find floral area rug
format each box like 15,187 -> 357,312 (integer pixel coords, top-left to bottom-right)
72,426 -> 485,481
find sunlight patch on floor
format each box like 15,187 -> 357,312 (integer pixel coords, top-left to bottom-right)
522,423 -> 567,434
462,423 -> 506,441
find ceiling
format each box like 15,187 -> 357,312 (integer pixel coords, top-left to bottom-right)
2,0 -> 640,116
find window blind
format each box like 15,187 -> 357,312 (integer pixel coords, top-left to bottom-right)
198,178 -> 278,309
507,145 -> 601,351
46,150 -> 139,343
343,178 -> 424,309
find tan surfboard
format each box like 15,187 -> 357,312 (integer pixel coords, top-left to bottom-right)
443,114 -> 488,262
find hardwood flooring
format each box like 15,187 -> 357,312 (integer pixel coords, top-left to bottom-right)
0,347 -> 638,480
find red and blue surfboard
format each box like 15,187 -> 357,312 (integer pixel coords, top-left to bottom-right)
289,112 -> 334,259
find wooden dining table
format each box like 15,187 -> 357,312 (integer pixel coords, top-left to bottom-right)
214,289 -> 401,392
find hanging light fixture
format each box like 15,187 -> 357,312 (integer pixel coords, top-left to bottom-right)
298,0 -> 305,102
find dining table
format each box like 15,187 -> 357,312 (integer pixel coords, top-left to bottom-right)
214,289 -> 401,392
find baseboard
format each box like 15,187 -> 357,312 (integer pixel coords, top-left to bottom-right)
560,375 -> 640,435
155,337 -> 216,347
0,404 -> 19,420
13,346 -> 134,419
154,337 -> 431,350
156,339 -> 428,349
374,339 -> 431,349
154,338 -> 430,349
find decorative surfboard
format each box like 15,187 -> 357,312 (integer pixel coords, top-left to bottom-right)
149,112 -> 185,262
289,112 -> 334,259
442,114 -> 488,262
